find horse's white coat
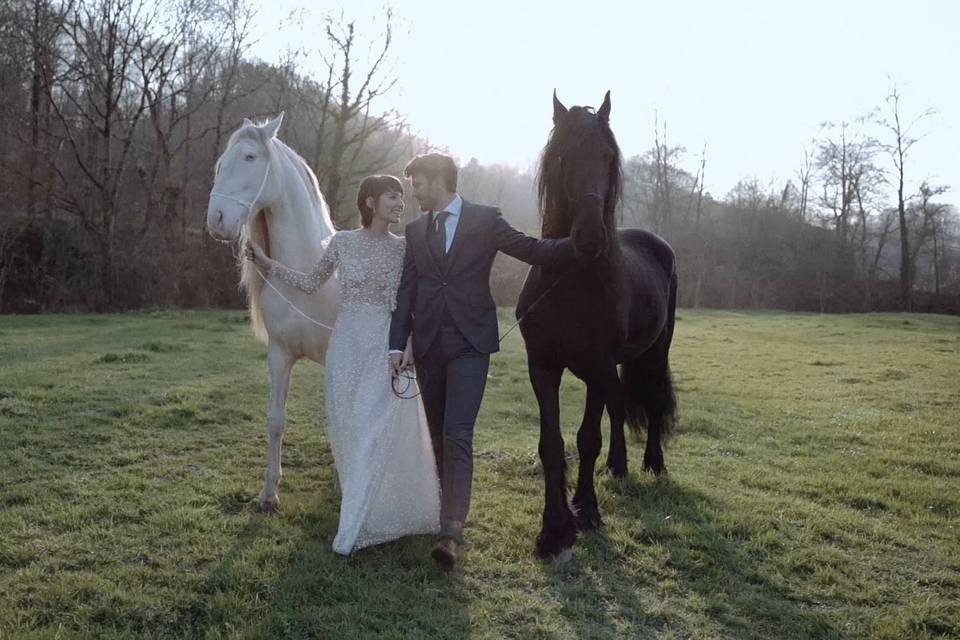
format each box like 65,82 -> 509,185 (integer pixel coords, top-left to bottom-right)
207,114 -> 339,511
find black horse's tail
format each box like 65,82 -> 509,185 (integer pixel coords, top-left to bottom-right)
620,268 -> 677,472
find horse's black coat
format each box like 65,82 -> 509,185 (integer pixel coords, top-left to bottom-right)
517,91 -> 679,559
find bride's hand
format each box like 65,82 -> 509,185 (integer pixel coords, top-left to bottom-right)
389,352 -> 404,378
244,240 -> 270,270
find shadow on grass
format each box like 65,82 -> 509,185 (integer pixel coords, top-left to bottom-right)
252,501 -> 472,639
543,474 -> 841,640
179,500 -> 472,639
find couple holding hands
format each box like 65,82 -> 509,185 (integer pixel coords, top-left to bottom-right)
245,153 -> 574,568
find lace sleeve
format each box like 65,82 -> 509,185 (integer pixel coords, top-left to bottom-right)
269,233 -> 340,294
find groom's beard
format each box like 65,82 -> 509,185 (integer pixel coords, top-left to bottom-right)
416,193 -> 438,212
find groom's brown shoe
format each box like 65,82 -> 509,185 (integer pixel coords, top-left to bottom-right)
431,538 -> 458,569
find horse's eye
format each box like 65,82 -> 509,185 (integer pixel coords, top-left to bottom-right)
245,153 -> 256,161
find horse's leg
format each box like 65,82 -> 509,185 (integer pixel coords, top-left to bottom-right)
624,341 -> 675,476
529,358 -> 577,561
572,380 -> 605,532
605,368 -> 628,478
642,274 -> 678,475
641,351 -> 672,476
258,341 -> 295,513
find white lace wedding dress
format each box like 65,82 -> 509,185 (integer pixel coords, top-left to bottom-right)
270,228 -> 440,554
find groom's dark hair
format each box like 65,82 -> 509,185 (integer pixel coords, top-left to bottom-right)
404,153 -> 458,192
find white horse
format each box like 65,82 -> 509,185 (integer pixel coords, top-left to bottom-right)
206,113 -> 339,512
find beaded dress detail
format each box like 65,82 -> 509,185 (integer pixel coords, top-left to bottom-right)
270,229 -> 440,554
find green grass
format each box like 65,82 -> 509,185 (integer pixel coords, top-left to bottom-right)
0,309 -> 957,639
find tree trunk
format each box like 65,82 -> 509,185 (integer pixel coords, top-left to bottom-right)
932,226 -> 940,295
898,180 -> 911,310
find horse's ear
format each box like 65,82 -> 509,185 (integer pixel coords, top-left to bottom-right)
242,117 -> 253,127
598,91 -> 611,123
553,89 -> 568,125
262,111 -> 284,139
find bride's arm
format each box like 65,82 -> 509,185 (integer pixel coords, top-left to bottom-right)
263,233 -> 341,294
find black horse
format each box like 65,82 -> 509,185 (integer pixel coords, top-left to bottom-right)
517,91 -> 678,560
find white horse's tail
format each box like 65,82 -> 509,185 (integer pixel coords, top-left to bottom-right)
240,209 -> 270,343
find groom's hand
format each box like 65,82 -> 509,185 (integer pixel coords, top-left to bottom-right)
401,344 -> 414,372
389,352 -> 403,378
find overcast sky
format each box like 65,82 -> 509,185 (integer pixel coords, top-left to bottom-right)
247,0 -> 959,208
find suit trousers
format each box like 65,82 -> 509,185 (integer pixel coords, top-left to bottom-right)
416,326 -> 490,540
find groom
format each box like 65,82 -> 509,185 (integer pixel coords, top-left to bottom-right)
389,153 -> 575,568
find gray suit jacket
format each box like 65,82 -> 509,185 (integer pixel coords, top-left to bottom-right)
389,199 -> 573,358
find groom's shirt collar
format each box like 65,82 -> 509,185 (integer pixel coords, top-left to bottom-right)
436,193 -> 463,218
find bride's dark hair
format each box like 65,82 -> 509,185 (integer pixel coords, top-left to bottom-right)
357,175 -> 404,227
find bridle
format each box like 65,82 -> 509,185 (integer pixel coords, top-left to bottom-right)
210,152 -> 338,333
210,153 -> 578,402
209,160 -> 272,217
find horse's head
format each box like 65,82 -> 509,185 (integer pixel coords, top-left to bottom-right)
206,113 -> 285,242
538,91 -> 621,261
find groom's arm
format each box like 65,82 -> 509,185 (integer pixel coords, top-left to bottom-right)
389,240 -> 418,353
491,210 -> 575,266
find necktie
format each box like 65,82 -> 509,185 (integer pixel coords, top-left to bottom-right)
434,211 -> 450,255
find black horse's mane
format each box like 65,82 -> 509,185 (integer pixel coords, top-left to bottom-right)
537,106 -> 623,238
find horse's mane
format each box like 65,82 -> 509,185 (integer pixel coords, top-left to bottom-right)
537,106 -> 622,238
231,122 -> 335,342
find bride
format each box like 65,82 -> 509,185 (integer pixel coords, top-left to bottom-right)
245,175 -> 440,555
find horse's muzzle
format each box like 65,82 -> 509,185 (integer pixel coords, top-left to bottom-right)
572,226 -> 607,262
206,198 -> 245,242
574,243 -> 603,262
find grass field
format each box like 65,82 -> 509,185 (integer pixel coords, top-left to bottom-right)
0,309 -> 958,639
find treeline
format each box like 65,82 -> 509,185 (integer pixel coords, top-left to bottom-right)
623,113 -> 960,313
464,126 -> 960,314
0,0 -> 957,314
0,0 -> 423,312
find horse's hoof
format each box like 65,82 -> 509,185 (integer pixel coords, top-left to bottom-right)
642,462 -> 668,477
535,521 -> 578,560
642,450 -> 668,476
257,498 -> 280,514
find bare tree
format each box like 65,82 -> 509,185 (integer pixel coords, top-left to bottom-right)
209,0 -> 256,161
41,0 -> 163,307
910,182 -> 950,293
815,118 -> 880,291
0,1 -> 64,219
26,1 -> 56,217
646,113 -> 684,235
0,2 -> 29,207
852,163 -> 888,309
620,156 -> 650,228
311,9 -> 409,227
690,142 -> 707,307
929,203 -> 959,295
795,147 -> 813,222
868,207 -> 897,282
878,84 -> 934,309
134,0 -> 223,247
